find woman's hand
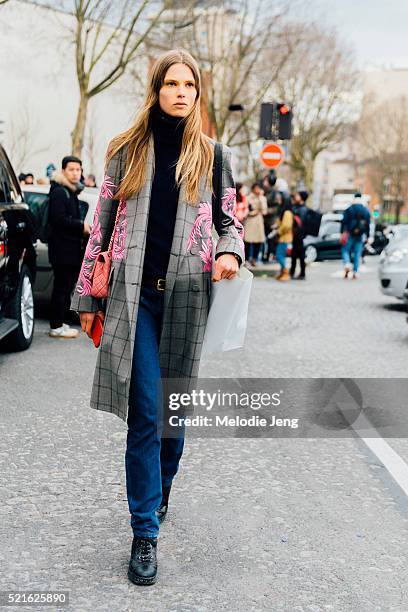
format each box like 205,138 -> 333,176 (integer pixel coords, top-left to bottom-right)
212,254 -> 239,282
79,311 -> 105,338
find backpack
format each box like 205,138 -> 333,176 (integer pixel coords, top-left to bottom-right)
303,208 -> 322,237
350,208 -> 369,237
292,212 -> 304,238
37,186 -> 70,243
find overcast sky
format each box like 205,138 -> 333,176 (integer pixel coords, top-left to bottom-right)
313,0 -> 408,69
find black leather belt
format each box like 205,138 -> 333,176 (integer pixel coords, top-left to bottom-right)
141,276 -> 166,291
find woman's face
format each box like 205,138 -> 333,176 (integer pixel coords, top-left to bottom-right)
159,63 -> 197,118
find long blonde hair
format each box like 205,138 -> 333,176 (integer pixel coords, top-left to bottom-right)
107,49 -> 213,204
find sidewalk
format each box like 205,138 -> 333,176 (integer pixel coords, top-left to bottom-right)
244,259 -> 281,277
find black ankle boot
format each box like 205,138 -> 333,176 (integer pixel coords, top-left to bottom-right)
128,536 -> 158,586
156,485 -> 171,524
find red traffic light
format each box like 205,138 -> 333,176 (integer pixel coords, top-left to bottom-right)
279,104 -> 290,115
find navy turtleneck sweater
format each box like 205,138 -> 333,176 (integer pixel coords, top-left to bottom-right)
142,106 -> 186,280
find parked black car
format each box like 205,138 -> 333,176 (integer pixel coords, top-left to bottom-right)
0,145 -> 36,350
304,217 -> 343,263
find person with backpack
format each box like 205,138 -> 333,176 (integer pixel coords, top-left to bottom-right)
48,155 -> 90,338
290,190 -> 309,280
340,192 -> 371,279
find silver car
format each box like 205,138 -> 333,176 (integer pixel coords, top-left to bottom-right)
378,233 -> 408,300
23,185 -> 99,303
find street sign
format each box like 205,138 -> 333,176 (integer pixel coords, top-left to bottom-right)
260,142 -> 285,168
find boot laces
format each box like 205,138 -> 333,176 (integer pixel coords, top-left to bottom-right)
137,538 -> 155,563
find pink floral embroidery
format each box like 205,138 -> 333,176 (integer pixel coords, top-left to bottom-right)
187,201 -> 212,251
222,187 -> 237,214
186,188 -> 246,270
100,174 -> 116,200
112,200 -> 127,261
199,237 -> 213,272
187,201 -> 213,271
221,187 -> 245,253
75,175 -> 117,297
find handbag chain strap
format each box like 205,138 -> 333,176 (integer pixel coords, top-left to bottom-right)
101,145 -> 124,255
107,202 -> 122,256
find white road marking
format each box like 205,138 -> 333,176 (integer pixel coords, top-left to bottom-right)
343,409 -> 408,497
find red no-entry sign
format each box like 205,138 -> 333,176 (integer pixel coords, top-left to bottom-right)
260,143 -> 285,168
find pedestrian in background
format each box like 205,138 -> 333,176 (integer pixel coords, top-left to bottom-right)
70,48 -> 244,586
85,173 -> 97,188
19,172 -> 34,185
235,182 -> 249,224
244,182 -> 267,266
341,192 -> 371,279
48,155 -> 90,338
262,173 -> 280,262
274,198 -> 293,281
290,190 -> 308,280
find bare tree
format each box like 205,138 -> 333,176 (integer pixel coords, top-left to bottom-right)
6,104 -> 50,173
0,0 -> 10,5
273,23 -> 358,191
69,0 -> 170,156
359,95 -> 408,223
84,105 -> 99,175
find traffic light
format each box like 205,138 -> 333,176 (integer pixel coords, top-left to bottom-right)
259,103 -> 273,139
277,103 -> 292,140
259,103 -> 293,140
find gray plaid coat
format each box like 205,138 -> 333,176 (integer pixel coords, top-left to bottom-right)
70,138 -> 245,423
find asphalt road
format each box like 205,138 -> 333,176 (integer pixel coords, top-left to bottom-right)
1,256 -> 407,612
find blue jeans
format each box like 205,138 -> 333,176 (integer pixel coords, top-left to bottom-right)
125,286 -> 185,538
276,242 -> 288,269
342,236 -> 364,273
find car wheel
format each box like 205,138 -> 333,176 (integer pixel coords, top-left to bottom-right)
3,265 -> 35,351
305,245 -> 317,264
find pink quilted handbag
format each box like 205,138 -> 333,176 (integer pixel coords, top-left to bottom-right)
89,204 -> 121,299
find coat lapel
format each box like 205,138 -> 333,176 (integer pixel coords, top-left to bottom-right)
124,138 -> 155,356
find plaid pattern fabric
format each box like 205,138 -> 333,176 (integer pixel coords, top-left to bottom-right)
70,138 -> 244,423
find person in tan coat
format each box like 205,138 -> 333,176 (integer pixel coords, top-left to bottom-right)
244,183 -> 267,265
274,202 -> 293,281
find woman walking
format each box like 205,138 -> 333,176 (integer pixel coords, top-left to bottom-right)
274,199 -> 293,281
244,182 -> 267,265
70,49 -> 244,586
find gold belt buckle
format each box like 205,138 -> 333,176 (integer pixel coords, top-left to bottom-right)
156,278 -> 165,291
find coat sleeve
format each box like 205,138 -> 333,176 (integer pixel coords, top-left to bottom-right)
70,150 -> 122,313
49,187 -> 84,235
213,144 -> 245,266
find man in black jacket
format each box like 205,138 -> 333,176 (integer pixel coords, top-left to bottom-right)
48,156 -> 90,338
290,190 -> 308,280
